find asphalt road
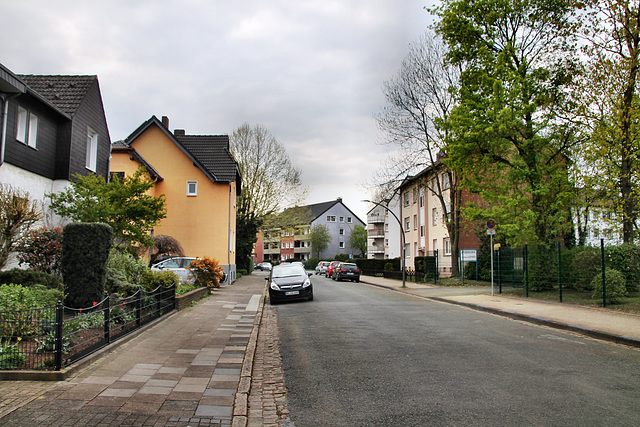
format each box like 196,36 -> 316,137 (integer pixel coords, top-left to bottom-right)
275,273 -> 640,426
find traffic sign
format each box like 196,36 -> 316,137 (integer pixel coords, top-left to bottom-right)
487,229 -> 496,235
486,219 -> 496,229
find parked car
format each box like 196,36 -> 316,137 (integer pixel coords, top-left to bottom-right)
267,263 -> 313,304
315,261 -> 331,275
151,257 -> 197,283
325,261 -> 341,278
332,262 -> 361,282
256,262 -> 272,271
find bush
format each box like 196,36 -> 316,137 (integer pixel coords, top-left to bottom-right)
139,270 -> 178,292
0,268 -> 63,290
605,244 -> 640,292
61,223 -> 113,309
591,268 -> 628,303
14,227 -> 63,275
187,257 -> 224,288
305,257 -> 319,270
570,246 -> 601,291
0,284 -> 62,337
108,249 -> 148,285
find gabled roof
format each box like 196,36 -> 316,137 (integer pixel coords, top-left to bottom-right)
117,116 -> 241,193
17,74 -> 96,117
286,198 -> 365,225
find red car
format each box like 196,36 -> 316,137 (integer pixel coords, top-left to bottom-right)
325,261 -> 341,278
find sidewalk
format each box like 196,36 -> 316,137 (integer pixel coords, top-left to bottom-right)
0,274 -> 273,426
360,275 -> 640,347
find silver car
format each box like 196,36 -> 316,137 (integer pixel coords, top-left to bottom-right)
151,257 -> 196,283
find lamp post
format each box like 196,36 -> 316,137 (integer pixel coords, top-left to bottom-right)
362,199 -> 406,288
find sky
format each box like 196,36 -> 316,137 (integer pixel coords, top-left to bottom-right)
0,0 -> 435,223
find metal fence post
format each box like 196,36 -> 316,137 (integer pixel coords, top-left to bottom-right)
136,287 -> 142,328
525,245 -> 529,297
497,247 -> 502,294
54,301 -> 64,371
601,238 -> 606,308
557,242 -> 563,303
104,293 -> 111,344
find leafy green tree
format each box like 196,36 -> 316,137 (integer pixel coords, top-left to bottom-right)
433,0 -> 580,246
49,168 -> 166,249
576,0 -> 640,243
309,224 -> 331,259
0,184 -> 41,269
349,224 -> 368,258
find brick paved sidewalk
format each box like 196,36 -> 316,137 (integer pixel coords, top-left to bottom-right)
0,275 -> 277,426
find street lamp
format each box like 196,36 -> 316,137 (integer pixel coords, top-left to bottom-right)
362,199 -> 406,288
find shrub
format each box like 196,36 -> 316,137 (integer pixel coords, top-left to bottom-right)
61,223 -> 113,309
108,249 -> 148,285
187,257 -> 224,288
605,244 -> 640,292
105,267 -> 134,297
0,268 -> 63,290
15,227 -> 63,275
139,270 -> 178,292
334,253 -> 350,262
0,339 -> 26,369
305,257 -> 319,270
384,262 -> 394,271
570,246 -> 601,291
0,284 -> 62,337
176,283 -> 197,296
591,268 -> 628,304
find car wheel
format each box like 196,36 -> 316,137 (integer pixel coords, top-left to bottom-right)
308,293 -> 314,301
355,279 -> 359,282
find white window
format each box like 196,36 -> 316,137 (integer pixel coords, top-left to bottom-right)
385,239 -> 389,247
405,217 -> 410,232
404,192 -> 410,206
187,181 -> 198,196
444,238 -> 451,255
420,226 -> 425,237
339,228 -> 345,235
419,195 -> 424,208
405,243 -> 411,257
327,215 -> 336,222
86,128 -> 98,171
339,242 -> 345,248
413,215 -> 418,230
432,208 -> 438,226
347,217 -> 352,223
16,107 -> 38,148
442,173 -> 450,190
385,223 -> 389,232
340,216 -> 344,222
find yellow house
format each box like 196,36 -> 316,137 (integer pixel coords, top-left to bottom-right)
110,115 -> 241,283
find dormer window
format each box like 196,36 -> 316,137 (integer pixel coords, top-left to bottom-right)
17,107 -> 38,148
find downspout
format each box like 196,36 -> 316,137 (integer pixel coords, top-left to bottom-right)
1,93 -> 20,165
228,182 -> 232,282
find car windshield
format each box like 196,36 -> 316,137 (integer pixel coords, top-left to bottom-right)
272,265 -> 305,278
342,264 -> 358,271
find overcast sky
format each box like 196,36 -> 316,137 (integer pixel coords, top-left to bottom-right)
0,0 -> 435,222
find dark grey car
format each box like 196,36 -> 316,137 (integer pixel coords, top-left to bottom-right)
267,264 -> 313,304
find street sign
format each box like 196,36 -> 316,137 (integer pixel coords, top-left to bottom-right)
487,229 -> 496,235
460,249 -> 477,262
486,219 -> 496,229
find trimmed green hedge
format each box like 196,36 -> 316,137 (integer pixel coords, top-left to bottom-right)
61,223 -> 113,308
0,268 -> 63,290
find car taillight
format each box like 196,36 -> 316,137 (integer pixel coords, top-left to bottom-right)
340,269 -> 346,272
355,270 -> 360,273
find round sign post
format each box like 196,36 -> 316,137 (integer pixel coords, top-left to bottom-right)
487,220 -> 496,295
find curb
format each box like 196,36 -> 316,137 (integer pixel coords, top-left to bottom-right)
361,279 -> 640,349
232,288 -> 266,427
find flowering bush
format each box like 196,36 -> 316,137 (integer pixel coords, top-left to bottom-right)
15,227 -> 63,275
187,257 -> 224,288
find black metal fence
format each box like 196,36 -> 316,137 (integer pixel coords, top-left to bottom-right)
361,250 -> 444,285
0,285 -> 175,371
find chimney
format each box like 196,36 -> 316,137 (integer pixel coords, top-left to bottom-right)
174,129 -> 185,136
337,197 -> 342,202
161,116 -> 169,128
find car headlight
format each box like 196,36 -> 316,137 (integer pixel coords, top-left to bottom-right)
302,278 -> 311,288
270,281 -> 281,291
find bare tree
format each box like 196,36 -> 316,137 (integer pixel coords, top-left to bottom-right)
230,123 -> 307,218
150,234 -> 185,265
376,32 -> 464,275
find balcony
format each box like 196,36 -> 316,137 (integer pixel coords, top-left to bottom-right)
367,229 -> 385,237
367,213 -> 385,224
